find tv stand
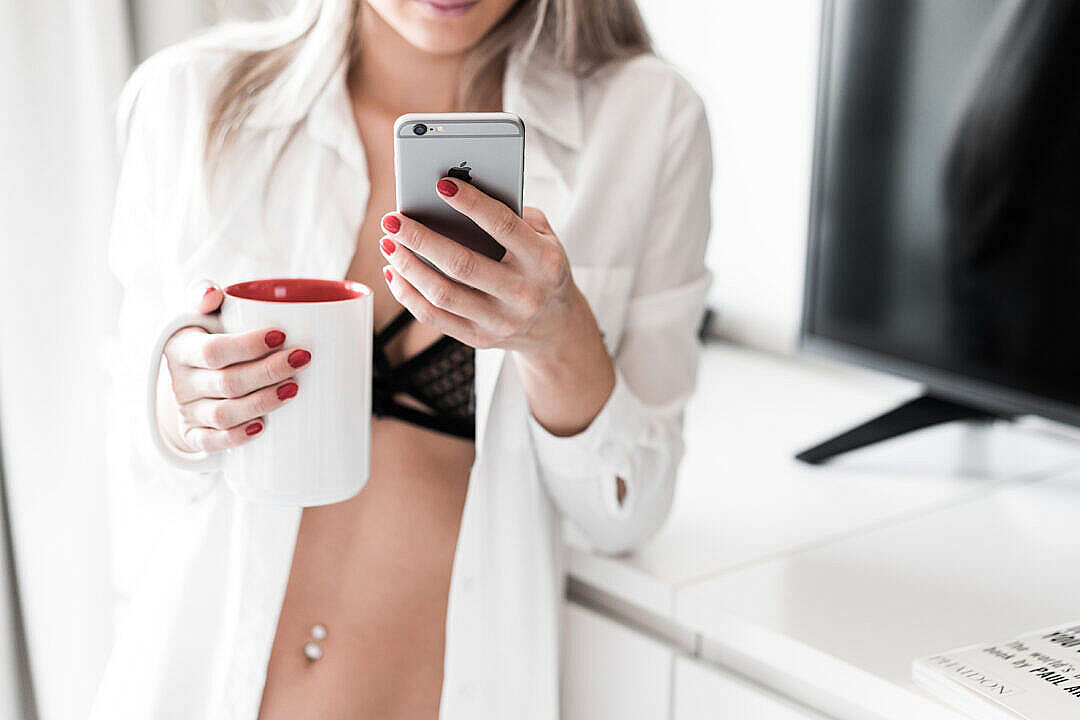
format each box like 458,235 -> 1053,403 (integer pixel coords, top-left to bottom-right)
795,394 -> 1009,465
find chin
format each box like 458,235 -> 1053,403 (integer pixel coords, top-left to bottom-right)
371,0 -> 517,56
401,22 -> 488,55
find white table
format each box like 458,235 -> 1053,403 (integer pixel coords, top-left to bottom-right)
563,342 -> 1080,720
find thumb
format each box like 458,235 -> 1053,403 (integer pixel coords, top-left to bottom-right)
189,279 -> 223,315
522,206 -> 552,234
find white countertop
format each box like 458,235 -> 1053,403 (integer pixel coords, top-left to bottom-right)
567,342 -> 1080,720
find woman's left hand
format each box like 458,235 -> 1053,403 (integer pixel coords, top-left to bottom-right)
379,176 -> 615,436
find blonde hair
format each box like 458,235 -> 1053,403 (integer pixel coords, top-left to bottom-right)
204,0 -> 651,160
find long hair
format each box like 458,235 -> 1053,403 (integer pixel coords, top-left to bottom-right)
198,0 -> 651,162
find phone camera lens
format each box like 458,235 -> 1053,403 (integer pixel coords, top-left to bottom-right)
413,123 -> 428,136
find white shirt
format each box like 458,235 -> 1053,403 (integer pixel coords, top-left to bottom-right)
92,35 -> 711,720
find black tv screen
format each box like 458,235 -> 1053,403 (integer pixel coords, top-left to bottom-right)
803,0 -> 1080,427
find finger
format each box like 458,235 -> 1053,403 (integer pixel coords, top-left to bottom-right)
179,379 -> 299,430
185,346 -> 311,400
379,238 -> 492,320
379,215 -> 511,296
428,178 -> 532,255
187,279 -> 224,314
164,326 -> 209,372
382,266 -> 484,347
183,417 -> 265,454
170,326 -> 289,370
522,206 -> 553,235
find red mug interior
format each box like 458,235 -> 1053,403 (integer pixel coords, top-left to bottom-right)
226,278 -> 370,303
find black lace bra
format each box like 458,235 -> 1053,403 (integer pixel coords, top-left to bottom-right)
371,309 -> 476,440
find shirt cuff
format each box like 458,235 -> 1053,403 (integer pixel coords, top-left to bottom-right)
527,367 -> 646,513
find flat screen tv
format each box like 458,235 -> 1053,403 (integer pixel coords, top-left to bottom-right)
799,0 -> 1080,462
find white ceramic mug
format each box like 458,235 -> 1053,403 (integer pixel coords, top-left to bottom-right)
147,278 -> 373,506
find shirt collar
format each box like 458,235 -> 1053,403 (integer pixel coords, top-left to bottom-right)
305,61 -> 366,172
261,40 -> 584,162
503,44 -> 584,151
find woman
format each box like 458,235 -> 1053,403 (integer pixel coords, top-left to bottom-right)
94,0 -> 711,717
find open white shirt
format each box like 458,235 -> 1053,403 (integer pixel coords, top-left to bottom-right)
92,37 -> 711,720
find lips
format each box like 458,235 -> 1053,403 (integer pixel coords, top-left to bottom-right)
416,0 -> 480,17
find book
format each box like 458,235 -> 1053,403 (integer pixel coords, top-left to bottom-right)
913,621 -> 1080,720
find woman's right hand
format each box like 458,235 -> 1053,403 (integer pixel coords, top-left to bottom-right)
156,281 -> 312,454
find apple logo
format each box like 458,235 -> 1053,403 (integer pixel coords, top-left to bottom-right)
447,161 -> 472,183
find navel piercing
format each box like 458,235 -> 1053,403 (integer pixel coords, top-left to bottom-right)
304,624 -> 328,662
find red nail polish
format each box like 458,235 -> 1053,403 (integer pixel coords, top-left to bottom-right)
264,330 -> 286,348
203,286 -> 216,297
277,382 -> 298,400
245,422 -> 263,436
380,237 -> 396,255
288,349 -> 311,368
436,179 -> 458,197
383,267 -> 393,284
382,215 -> 401,234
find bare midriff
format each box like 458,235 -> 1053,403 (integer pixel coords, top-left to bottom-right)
257,416 -> 473,720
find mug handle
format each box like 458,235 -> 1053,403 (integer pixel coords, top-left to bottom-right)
146,313 -> 226,472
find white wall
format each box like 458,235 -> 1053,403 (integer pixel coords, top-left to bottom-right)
637,0 -> 822,352
0,2 -> 131,718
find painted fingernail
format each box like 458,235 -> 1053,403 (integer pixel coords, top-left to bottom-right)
380,237 -> 396,255
437,179 -> 458,197
265,330 -> 286,348
381,215 -> 401,234
203,286 -> 216,297
288,349 -> 311,368
277,382 -> 298,400
383,266 -> 393,284
245,422 -> 263,436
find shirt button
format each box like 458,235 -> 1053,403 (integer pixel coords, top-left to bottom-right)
458,683 -> 474,700
461,574 -> 476,592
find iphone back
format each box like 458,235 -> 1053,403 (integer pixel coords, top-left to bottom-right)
394,113 -> 524,262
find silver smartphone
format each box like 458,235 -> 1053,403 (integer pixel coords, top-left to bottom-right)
394,112 -> 525,262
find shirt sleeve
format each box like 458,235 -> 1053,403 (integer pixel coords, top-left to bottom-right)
528,81 -> 712,555
105,55 -> 220,505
